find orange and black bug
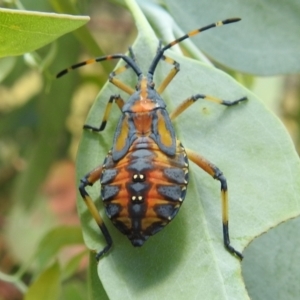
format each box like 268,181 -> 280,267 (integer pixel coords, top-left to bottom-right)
57,18 -> 246,261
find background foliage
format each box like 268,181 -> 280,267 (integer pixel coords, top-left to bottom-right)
0,0 -> 300,299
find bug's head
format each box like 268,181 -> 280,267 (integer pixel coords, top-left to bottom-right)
134,74 -> 155,90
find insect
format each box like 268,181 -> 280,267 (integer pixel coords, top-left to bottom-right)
57,18 -> 246,261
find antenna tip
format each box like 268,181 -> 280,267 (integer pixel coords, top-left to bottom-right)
56,69 -> 68,78
223,18 -> 242,24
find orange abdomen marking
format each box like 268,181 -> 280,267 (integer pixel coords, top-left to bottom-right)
100,137 -> 188,246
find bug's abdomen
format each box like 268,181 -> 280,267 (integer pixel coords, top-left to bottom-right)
100,137 -> 189,246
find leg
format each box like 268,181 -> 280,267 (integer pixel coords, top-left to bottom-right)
84,94 -> 125,132
157,54 -> 180,94
170,94 -> 247,121
79,165 -> 113,261
107,47 -> 138,95
109,65 -> 135,95
186,148 -> 243,260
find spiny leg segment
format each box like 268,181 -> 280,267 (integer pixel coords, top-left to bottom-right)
84,95 -> 125,132
108,64 -> 135,95
157,55 -> 180,94
170,94 -> 247,121
79,165 -> 113,261
87,47 -> 138,95
185,149 -> 243,260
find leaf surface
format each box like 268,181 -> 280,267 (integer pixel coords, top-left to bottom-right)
0,8 -> 89,57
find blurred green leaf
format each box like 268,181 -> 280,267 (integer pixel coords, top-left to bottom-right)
61,250 -> 87,281
5,198 -> 56,266
25,262 -> 61,300
35,226 -> 83,269
14,33 -> 80,209
0,7 -> 89,57
60,280 -> 86,300
159,0 -> 300,75
75,0 -> 300,299
0,57 -> 16,82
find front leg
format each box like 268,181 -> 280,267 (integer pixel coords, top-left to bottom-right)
83,95 -> 125,132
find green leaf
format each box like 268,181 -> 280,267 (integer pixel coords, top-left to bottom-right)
243,216 -> 300,300
0,57 -> 16,82
0,8 -> 89,57
35,226 -> 84,270
25,262 -> 61,300
60,280 -> 86,300
159,0 -> 300,75
5,198 -> 57,266
49,0 -> 107,59
61,250 -> 88,281
74,0 -> 300,299
14,32 -> 80,209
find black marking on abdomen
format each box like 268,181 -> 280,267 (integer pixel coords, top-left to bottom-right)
157,185 -> 183,201
130,203 -> 146,216
127,158 -> 152,172
146,222 -> 166,236
129,203 -> 147,232
154,204 -> 179,220
101,169 -> 118,184
105,203 -> 122,218
101,185 -> 120,201
127,182 -> 151,202
164,167 -> 186,184
128,182 -> 150,193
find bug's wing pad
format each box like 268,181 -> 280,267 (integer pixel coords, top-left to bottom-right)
112,114 -> 135,161
150,109 -> 176,156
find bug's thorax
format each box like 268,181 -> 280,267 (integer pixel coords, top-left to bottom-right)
128,76 -> 162,135
112,76 -> 175,161
131,112 -> 152,136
